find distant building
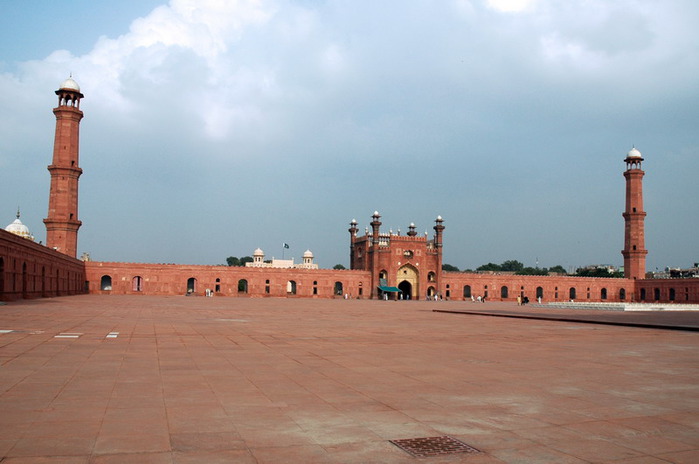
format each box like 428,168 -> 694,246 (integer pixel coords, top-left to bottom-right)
246,248 -> 319,269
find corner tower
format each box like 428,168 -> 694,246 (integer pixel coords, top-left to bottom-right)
44,77 -> 84,257
621,147 -> 647,280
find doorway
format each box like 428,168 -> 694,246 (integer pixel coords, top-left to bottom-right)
398,280 -> 412,300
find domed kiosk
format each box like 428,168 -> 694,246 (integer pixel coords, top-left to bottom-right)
5,209 -> 34,241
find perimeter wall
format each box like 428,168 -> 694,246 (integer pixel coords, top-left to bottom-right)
3,235 -> 699,304
0,229 -> 86,301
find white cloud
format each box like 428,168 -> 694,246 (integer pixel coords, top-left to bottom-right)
486,0 -> 538,13
1,0 -> 697,268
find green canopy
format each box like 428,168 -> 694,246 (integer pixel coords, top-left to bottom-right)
378,286 -> 401,292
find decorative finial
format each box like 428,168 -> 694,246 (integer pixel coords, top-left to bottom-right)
16,206 -> 20,219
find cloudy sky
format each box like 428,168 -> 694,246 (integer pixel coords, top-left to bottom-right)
1,0 -> 697,271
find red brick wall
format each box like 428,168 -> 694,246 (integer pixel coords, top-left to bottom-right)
85,261 -> 372,299
636,279 -> 699,304
442,272 -> 637,303
0,229 -> 86,301
83,262 -> 699,304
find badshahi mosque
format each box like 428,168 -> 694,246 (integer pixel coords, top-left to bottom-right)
1,78 -> 698,304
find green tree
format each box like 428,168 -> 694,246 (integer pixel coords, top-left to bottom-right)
548,265 -> 567,274
575,268 -> 624,278
516,267 -> 549,276
442,264 -> 460,272
333,264 -> 346,270
476,262 -> 501,272
500,260 -> 524,272
226,256 -> 253,267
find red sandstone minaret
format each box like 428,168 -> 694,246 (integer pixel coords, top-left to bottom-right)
622,146 -> 647,280
348,219 -> 358,269
369,211 -> 382,298
44,77 -> 84,257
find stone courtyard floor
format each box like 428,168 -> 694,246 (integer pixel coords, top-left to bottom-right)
0,295 -> 698,463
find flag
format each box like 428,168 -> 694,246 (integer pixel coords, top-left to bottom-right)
283,243 -> 290,249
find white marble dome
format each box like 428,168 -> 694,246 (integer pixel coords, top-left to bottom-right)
5,211 -> 34,241
59,77 -> 80,92
253,248 -> 264,256
627,147 -> 642,158
303,249 -> 314,258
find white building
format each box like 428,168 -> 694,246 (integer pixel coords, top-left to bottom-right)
245,248 -> 319,269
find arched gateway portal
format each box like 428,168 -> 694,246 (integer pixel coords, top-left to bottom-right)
398,280 -> 412,300
396,264 -> 418,300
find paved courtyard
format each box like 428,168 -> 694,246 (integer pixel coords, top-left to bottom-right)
0,295 -> 697,463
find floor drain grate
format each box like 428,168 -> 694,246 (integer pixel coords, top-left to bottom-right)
389,436 -> 480,458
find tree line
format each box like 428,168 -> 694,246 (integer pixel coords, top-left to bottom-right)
442,260 -> 623,277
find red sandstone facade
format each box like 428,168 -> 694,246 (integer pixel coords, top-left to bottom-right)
85,261 -> 370,298
0,229 -> 85,301
2,79 -> 699,304
348,213 -> 444,300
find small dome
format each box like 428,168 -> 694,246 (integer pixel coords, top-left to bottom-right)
253,248 -> 264,256
627,147 -> 642,158
59,77 -> 80,92
5,211 -> 34,241
303,249 -> 314,258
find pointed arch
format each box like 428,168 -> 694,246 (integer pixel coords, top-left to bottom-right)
397,264 -> 419,300
100,275 -> 112,291
187,277 -> 197,294
463,285 -> 471,298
